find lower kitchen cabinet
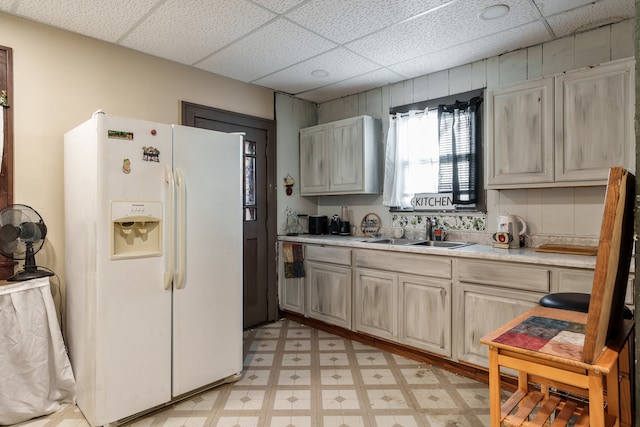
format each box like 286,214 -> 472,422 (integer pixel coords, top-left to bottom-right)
278,242 -> 305,315
557,267 -> 634,311
353,249 -> 452,356
399,274 -> 451,357
354,268 -> 397,340
455,283 -> 542,367
306,245 -> 352,329
454,259 -> 550,368
278,240 -> 629,373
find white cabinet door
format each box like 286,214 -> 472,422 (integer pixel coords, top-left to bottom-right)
278,243 -> 305,315
354,268 -> 397,340
330,117 -> 364,192
555,60 -> 634,183
281,276 -> 305,314
454,283 -> 541,368
399,274 -> 451,357
299,125 -> 329,194
486,78 -> 554,187
299,115 -> 380,195
306,261 -> 352,329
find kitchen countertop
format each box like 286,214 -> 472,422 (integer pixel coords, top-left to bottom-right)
278,234 -> 609,270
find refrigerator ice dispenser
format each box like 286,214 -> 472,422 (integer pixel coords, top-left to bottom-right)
111,201 -> 162,259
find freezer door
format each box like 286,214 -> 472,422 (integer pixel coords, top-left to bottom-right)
93,115 -> 174,424
171,125 -> 243,397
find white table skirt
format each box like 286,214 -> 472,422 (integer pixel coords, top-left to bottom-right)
0,277 -> 76,425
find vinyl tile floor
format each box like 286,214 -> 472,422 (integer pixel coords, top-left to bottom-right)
17,319 -> 491,427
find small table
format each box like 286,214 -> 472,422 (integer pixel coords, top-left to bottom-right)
480,306 -> 633,427
0,277 -> 76,424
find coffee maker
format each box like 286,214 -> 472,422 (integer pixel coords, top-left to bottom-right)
329,214 -> 341,234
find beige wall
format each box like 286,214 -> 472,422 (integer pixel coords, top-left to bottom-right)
0,13 -> 274,295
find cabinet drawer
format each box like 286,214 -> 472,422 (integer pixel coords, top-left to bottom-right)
557,269 -> 592,293
354,249 -> 451,279
306,245 -> 351,265
458,260 -> 550,292
559,269 -> 634,306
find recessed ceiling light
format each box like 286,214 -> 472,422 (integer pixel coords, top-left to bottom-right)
311,69 -> 329,78
479,4 -> 510,20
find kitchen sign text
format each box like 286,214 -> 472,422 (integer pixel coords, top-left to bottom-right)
410,193 -> 455,211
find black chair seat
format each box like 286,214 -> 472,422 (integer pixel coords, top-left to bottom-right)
539,292 -> 633,319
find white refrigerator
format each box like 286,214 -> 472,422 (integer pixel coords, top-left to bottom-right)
64,113 -> 243,426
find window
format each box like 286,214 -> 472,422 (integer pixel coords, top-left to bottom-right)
244,139 -> 257,221
383,93 -> 482,210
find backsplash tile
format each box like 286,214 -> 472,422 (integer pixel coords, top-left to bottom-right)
391,213 -> 487,232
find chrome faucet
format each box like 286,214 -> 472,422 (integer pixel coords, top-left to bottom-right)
425,217 -> 433,241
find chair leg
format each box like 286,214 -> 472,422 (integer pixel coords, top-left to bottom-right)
618,338 -> 632,427
589,369 -> 608,427
605,360 -> 621,427
488,346 -> 502,427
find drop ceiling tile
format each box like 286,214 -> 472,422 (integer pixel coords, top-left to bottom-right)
12,0 -> 158,42
1,0 -> 632,103
196,18 -> 336,83
388,21 -> 552,80
121,0 -> 276,66
297,68 -> 404,103
545,0 -> 634,37
285,0 -> 450,44
251,0 -> 306,14
533,0 -> 598,17
346,0 -> 541,66
253,47 -> 381,94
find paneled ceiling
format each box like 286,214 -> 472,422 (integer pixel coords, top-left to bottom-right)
0,0 -> 634,103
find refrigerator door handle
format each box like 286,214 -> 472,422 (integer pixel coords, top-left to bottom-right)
175,167 -> 186,290
164,165 -> 175,291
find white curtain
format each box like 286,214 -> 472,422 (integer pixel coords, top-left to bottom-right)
382,109 -> 439,208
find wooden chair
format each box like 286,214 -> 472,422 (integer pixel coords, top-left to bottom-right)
481,167 -> 635,427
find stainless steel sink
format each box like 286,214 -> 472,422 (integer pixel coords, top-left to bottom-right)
410,240 -> 475,249
365,238 -> 415,245
365,238 -> 474,249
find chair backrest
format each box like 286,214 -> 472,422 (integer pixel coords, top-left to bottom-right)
583,167 -> 635,363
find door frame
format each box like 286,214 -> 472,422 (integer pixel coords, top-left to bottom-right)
0,45 -> 14,280
181,101 -> 278,325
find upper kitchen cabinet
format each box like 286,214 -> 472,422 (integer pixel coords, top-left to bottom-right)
486,78 -> 554,187
486,59 -> 635,189
300,115 -> 381,196
555,60 -> 634,183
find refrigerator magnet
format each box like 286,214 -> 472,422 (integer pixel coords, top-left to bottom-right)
142,146 -> 160,162
122,158 -> 131,174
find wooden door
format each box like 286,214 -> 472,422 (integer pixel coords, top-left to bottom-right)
182,102 -> 277,330
0,45 -> 14,279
